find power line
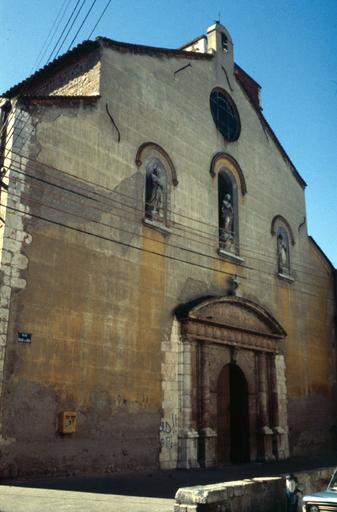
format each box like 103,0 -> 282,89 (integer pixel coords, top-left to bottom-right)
1,0 -> 83,137
3,167 -> 335,294
1,0 -> 108,148
31,0 -> 72,73
67,0 -> 98,51
5,160 -> 331,286
2,194 -> 334,305
1,201 -> 246,280
88,0 -> 112,39
46,0 -> 87,63
3,149 -> 333,281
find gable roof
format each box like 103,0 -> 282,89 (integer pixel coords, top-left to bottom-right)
2,35 -> 306,189
3,40 -> 100,98
2,37 -> 211,98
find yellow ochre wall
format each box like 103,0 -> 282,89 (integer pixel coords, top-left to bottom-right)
0,34 -> 335,476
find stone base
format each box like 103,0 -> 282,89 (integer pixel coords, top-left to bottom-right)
178,428 -> 199,469
273,426 -> 289,460
199,428 -> 217,468
259,426 -> 275,461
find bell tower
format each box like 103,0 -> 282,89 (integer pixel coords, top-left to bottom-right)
207,22 -> 234,75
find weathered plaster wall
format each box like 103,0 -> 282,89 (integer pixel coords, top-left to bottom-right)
99,44 -> 336,458
0,37 -> 335,475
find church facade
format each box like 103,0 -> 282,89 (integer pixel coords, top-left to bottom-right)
0,23 -> 335,476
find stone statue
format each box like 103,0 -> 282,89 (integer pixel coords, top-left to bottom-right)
146,163 -> 165,219
277,234 -> 289,273
220,194 -> 234,250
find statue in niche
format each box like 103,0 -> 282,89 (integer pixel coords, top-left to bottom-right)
277,232 -> 289,274
145,159 -> 166,220
220,193 -> 234,251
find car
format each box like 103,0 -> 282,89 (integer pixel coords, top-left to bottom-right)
302,468 -> 337,511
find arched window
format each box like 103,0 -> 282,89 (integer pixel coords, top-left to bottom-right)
218,169 -> 238,254
221,34 -> 229,53
135,142 -> 178,230
210,153 -> 246,260
210,88 -> 241,142
271,215 -> 295,279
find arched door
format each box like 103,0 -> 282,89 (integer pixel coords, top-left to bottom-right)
217,363 -> 250,463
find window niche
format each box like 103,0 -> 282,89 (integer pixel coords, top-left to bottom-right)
210,153 -> 247,262
271,216 -> 295,282
145,158 -> 167,223
135,142 -> 178,232
218,169 -> 238,254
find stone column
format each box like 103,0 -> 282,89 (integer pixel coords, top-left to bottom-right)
257,352 -> 274,461
177,339 -> 199,468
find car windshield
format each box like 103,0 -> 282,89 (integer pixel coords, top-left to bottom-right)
328,470 -> 337,490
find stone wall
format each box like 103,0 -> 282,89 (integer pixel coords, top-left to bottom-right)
174,466 -> 336,512
174,477 -> 286,512
30,51 -> 101,96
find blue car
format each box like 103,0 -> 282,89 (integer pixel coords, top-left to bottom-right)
302,469 -> 337,511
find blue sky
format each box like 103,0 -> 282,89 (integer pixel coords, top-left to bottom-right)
1,0 -> 336,266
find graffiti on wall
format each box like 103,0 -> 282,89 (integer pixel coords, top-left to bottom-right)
160,413 -> 178,450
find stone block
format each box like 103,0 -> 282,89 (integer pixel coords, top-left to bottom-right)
11,253 -> 29,270
3,237 -> 22,253
0,309 -> 9,322
11,277 -> 26,289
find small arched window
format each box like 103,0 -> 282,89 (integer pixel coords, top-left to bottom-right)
221,34 -> 228,53
218,169 -> 239,254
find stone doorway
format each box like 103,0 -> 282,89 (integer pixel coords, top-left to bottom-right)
217,363 -> 250,464
171,296 -> 290,469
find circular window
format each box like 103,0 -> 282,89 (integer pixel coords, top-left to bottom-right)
210,89 -> 240,141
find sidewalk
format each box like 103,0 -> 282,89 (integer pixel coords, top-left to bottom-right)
1,454 -> 336,511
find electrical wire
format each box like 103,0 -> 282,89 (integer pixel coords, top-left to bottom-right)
0,155 -> 326,284
2,149 -> 333,281
67,0 -> 98,51
3,167 -> 335,295
1,192 -> 334,304
31,0 -> 72,73
1,0 -> 112,160
87,0 -> 112,39
46,0 -> 87,63
1,201 -> 246,280
4,159 -> 331,285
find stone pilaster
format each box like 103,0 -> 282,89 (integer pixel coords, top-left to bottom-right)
257,352 -> 274,461
177,339 -> 199,469
274,354 -> 289,459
